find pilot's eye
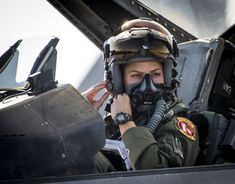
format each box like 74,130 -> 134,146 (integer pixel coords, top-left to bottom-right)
151,72 -> 161,78
151,71 -> 164,84
131,73 -> 143,80
130,73 -> 144,82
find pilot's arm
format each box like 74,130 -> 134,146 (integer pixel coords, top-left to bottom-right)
122,118 -> 200,169
111,94 -> 200,169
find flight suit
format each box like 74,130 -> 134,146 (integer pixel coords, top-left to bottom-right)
95,114 -> 200,172
122,116 -> 199,169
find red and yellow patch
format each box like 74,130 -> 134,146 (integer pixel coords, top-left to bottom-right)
176,117 -> 196,141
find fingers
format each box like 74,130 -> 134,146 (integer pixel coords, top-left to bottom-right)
99,91 -> 111,103
113,93 -> 130,103
82,81 -> 107,99
86,81 -> 106,94
111,93 -> 132,118
82,81 -> 111,111
94,91 -> 111,110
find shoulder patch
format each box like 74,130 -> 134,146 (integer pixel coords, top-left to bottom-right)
176,117 -> 196,141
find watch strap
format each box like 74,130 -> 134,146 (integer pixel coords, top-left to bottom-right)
114,112 -> 133,126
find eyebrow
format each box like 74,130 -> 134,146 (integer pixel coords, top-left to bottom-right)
128,68 -> 162,74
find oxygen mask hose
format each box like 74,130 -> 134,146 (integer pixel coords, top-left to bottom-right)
146,96 -> 167,133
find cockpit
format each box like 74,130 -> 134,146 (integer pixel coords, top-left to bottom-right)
0,0 -> 235,183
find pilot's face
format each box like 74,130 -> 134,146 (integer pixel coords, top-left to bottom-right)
123,61 -> 164,88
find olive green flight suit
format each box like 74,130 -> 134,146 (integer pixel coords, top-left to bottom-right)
95,116 -> 200,172
122,116 -> 199,169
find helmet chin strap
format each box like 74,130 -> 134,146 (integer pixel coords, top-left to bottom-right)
125,74 -> 164,120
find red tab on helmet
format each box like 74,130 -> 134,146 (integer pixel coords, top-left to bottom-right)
176,117 -> 196,141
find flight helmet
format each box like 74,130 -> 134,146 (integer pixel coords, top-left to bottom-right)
103,18 -> 179,105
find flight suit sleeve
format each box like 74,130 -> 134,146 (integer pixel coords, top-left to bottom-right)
122,118 -> 199,170
95,151 -> 116,173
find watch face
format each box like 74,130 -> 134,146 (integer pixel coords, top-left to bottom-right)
114,112 -> 133,125
117,113 -> 126,121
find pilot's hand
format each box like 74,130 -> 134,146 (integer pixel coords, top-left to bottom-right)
111,94 -> 132,118
111,94 -> 135,135
82,81 -> 111,110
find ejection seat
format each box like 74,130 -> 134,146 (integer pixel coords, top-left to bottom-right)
176,38 -> 235,165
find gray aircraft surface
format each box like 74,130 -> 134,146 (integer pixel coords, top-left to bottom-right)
0,0 -> 235,183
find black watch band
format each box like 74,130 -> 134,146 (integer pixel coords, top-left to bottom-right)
114,112 -> 133,126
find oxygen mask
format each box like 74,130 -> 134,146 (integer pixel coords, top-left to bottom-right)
125,74 -> 164,117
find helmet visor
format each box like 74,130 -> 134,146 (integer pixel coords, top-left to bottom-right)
109,29 -> 174,60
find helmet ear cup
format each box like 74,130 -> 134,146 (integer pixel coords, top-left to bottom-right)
104,61 -> 124,95
162,60 -> 172,87
172,68 -> 178,78
104,69 -> 113,91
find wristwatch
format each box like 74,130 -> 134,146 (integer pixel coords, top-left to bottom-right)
114,112 -> 133,126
